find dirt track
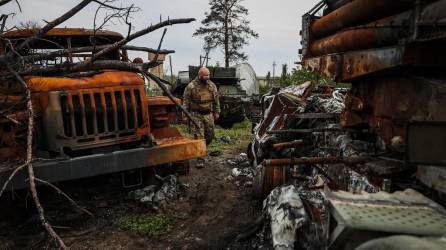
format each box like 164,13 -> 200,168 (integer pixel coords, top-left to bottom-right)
0,153 -> 260,249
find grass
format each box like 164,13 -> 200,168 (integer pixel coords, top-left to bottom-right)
175,119 -> 253,154
117,214 -> 176,238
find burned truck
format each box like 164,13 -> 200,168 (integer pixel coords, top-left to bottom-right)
0,28 -> 206,190
250,1 -> 446,249
172,66 -> 248,127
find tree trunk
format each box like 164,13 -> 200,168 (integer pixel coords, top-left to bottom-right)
224,0 -> 229,67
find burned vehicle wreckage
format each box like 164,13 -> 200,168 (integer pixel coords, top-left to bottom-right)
0,27 -> 205,190
249,0 -> 446,249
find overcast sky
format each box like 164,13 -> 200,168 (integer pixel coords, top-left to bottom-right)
2,0 -> 319,76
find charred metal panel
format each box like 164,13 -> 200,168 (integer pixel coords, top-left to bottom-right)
302,53 -> 343,81
406,122 -> 446,166
0,137 -> 206,190
340,46 -> 404,81
342,74 -> 446,146
300,13 -> 314,57
303,44 -> 446,82
303,46 -> 404,82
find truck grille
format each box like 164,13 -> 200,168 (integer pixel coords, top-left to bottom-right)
60,88 -> 144,140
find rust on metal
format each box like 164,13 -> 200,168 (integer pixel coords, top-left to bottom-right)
263,156 -> 342,166
25,71 -> 144,92
285,112 -> 340,119
147,96 -> 182,106
324,0 -> 353,14
263,156 -> 366,166
267,127 -> 342,135
309,12 -> 410,56
3,28 -> 123,41
147,97 -> 181,129
310,0 -> 412,38
342,74 -> 446,146
148,127 -> 206,166
272,140 -> 304,150
260,165 -> 288,198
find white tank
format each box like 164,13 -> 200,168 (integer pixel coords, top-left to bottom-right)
236,63 -> 260,96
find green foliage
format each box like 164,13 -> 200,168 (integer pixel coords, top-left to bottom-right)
259,83 -> 272,94
117,214 -> 176,238
279,67 -> 329,86
280,64 -> 288,82
259,67 -> 350,94
210,120 -> 252,153
175,120 -> 252,153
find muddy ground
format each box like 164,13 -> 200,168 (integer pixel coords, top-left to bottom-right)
0,153 -> 262,249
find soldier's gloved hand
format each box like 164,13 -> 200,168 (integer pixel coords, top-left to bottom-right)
213,112 -> 220,120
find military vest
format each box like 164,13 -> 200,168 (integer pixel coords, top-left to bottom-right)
189,80 -> 215,112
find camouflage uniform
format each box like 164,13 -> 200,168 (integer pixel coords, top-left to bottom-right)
183,79 -> 220,145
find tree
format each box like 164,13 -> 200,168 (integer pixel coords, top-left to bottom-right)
280,64 -> 288,86
194,0 -> 258,67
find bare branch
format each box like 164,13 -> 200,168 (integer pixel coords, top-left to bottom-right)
13,0 -> 21,12
18,60 -> 159,76
35,178 -> 94,218
20,45 -> 174,63
149,28 -> 168,65
0,0 -> 13,7
0,163 -> 27,198
6,65 -> 68,250
92,0 -> 128,10
1,14 -> 8,34
123,45 -> 175,54
86,18 -> 195,64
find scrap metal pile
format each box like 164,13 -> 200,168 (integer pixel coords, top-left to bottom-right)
249,81 -> 446,249
247,1 -> 446,248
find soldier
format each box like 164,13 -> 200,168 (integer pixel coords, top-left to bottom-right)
183,66 -> 220,145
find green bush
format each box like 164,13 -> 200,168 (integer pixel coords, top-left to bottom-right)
117,214 -> 176,238
279,68 -> 337,87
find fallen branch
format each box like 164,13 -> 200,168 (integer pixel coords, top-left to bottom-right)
149,28 -> 168,65
18,59 -> 159,76
20,45 -> 174,63
0,162 -> 27,198
0,0 -> 13,7
86,17 -> 195,64
35,178 -> 94,218
7,65 -> 68,249
123,45 -> 175,54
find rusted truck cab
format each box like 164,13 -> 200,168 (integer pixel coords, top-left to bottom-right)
0,28 -> 206,189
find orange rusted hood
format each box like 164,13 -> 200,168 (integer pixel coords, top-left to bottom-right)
25,71 -> 144,92
148,127 -> 207,166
